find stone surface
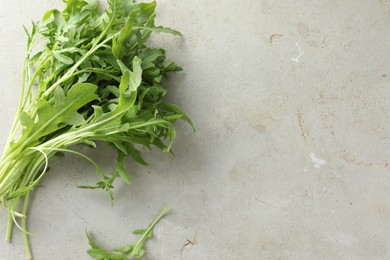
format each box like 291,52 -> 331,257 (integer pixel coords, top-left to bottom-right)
0,0 -> 390,259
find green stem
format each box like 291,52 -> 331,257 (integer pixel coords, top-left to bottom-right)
5,197 -> 20,241
0,157 -> 32,195
5,212 -> 14,242
0,55 -> 50,163
71,68 -> 120,82
20,55 -> 50,113
131,206 -> 169,254
22,192 -> 32,260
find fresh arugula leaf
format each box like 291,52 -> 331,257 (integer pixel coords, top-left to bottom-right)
112,11 -> 137,59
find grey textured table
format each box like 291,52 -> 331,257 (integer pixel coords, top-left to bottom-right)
1,0 -> 390,259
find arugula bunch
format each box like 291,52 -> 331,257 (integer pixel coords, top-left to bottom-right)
0,0 -> 191,258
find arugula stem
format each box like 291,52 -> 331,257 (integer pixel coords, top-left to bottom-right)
42,147 -> 106,179
22,192 -> 32,260
1,53 -> 29,154
0,161 -> 30,195
139,205 -> 169,241
21,55 -> 51,113
71,68 -> 120,82
1,55 -> 51,163
5,198 -> 21,241
5,212 -> 14,242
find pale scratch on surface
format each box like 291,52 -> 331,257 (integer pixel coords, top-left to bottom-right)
157,226 -> 162,239
161,219 -> 183,231
323,233 -> 358,247
341,151 -> 390,168
297,110 -> 309,143
158,226 -> 164,260
304,153 -> 326,171
291,42 -> 304,63
255,198 -> 281,208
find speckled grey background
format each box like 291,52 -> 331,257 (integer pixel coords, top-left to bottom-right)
1,0 -> 390,259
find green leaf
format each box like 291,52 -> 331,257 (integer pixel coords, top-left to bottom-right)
115,151 -> 131,184
117,56 -> 143,93
79,173 -> 116,203
131,1 -> 156,24
159,102 -> 195,131
23,83 -> 98,144
86,230 -> 102,250
132,229 -> 148,236
19,112 -> 34,128
112,10 -> 137,59
129,57 -> 143,92
86,231 -> 126,260
52,51 -> 74,65
135,25 -> 182,36
126,144 -> 148,166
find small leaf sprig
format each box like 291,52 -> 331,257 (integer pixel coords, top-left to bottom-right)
86,206 -> 169,259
